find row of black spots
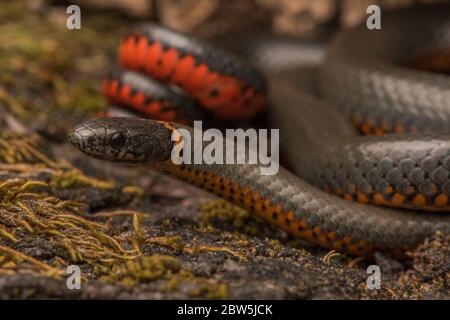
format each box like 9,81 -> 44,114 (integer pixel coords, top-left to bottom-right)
267,208 -> 291,229
181,166 -> 204,177
142,35 -> 204,68
178,165 -> 198,182
104,77 -> 126,97
123,36 -> 174,81
230,189 -> 246,206
247,194 -> 263,213
195,171 -> 211,191
135,36 -> 217,86
132,91 -> 167,113
191,171 -> 210,188
177,165 -> 191,181
206,72 -> 263,108
135,33 -> 266,103
217,177 -> 226,192
386,189 -> 440,206
220,188 -> 235,202
214,184 -> 226,198
209,179 -> 229,199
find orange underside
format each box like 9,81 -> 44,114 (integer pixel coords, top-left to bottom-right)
351,118 -> 449,211
352,118 -> 406,135
155,159 -> 412,257
118,35 -> 266,120
101,78 -> 189,123
330,188 -> 450,212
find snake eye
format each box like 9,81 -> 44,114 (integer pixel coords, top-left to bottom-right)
110,132 -> 126,149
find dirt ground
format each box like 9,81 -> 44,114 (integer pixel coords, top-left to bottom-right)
0,1 -> 448,299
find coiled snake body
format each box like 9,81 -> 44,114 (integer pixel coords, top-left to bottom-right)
70,6 -> 450,257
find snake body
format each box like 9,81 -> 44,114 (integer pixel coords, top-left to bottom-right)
70,6 -> 450,257
322,6 -> 450,135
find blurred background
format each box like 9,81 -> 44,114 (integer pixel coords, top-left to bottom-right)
63,0 -> 449,37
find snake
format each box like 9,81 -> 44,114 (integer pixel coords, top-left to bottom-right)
69,5 -> 450,258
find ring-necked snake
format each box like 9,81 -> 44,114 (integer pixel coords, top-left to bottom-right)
69,5 -> 450,258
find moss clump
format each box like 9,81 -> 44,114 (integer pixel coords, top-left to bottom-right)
183,244 -> 245,261
143,235 -> 186,252
50,170 -> 115,189
105,255 -> 228,299
0,178 -> 141,275
105,255 -> 181,286
0,132 -> 116,190
0,134 -> 48,165
165,270 -> 228,299
0,89 -> 29,119
200,200 -> 251,229
51,77 -> 105,114
200,200 -> 260,235
0,132 -> 141,278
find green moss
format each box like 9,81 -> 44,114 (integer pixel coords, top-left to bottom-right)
144,235 -> 186,252
50,170 -> 115,189
51,77 -> 105,114
104,255 -> 228,298
200,200 -> 261,236
0,132 -> 140,280
0,176 -> 142,277
0,1 -> 121,119
165,270 -> 228,299
105,255 -> 181,286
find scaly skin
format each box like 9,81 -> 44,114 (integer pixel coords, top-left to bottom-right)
69,118 -> 450,257
269,74 -> 450,211
321,6 -> 450,134
118,23 -> 267,120
102,69 -> 206,124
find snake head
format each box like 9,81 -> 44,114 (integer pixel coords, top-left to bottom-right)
69,117 -> 174,164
